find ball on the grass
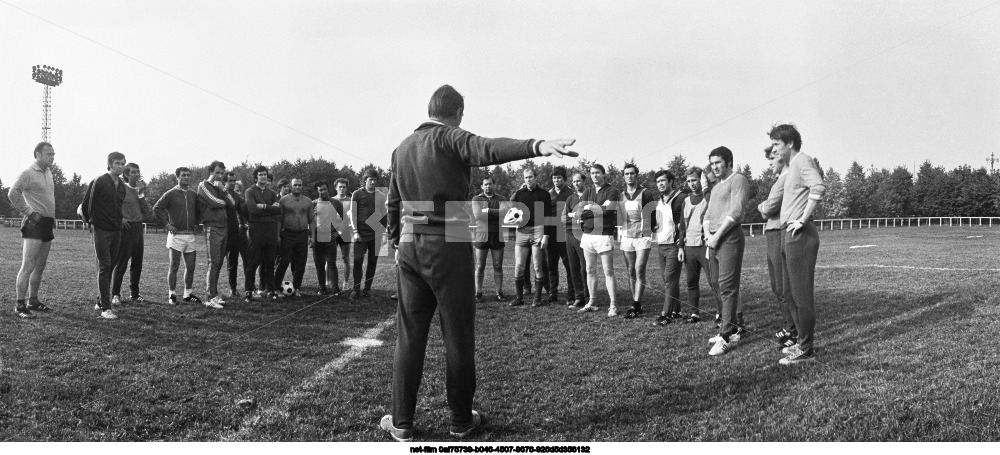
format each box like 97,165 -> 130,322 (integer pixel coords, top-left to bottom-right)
281,281 -> 295,295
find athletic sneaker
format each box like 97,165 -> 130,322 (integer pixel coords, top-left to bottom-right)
607,306 -> 618,317
577,303 -> 598,313
531,297 -> 546,308
779,351 -> 815,365
653,314 -> 671,326
350,291 -> 361,300
244,291 -> 253,303
205,297 -> 224,309
168,294 -> 179,305
270,292 -> 279,301
26,301 -> 50,312
131,295 -> 145,303
625,307 -> 641,319
183,294 -> 202,304
111,295 -> 122,306
14,306 -> 34,319
709,337 -> 735,356
669,311 -> 683,320
509,298 -> 524,307
475,292 -> 483,302
317,288 -> 329,296
379,414 -> 413,442
100,309 -> 118,320
683,313 -> 701,324
450,410 -> 486,439
94,303 -> 102,310
390,293 -> 398,300
496,292 -> 507,302
782,344 -> 803,357
709,333 -> 741,345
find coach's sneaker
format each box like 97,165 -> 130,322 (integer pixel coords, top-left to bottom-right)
14,306 -> 34,319
111,295 -> 121,306
100,309 -> 118,320
379,415 -> 413,442
183,294 -> 202,304
450,410 -> 486,439
350,291 -> 361,300
709,337 -> 735,356
780,350 -> 815,365
168,294 -> 179,305
577,302 -> 598,313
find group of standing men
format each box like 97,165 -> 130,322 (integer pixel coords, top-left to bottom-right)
9,144 -> 388,320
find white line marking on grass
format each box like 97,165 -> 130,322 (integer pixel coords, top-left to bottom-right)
222,316 -> 396,441
967,235 -> 983,238
849,245 -> 877,249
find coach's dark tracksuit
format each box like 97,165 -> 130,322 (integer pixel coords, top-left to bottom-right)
225,188 -> 249,293
388,119 -> 543,431
245,185 -> 281,293
82,173 -> 126,310
112,183 -> 150,300
545,184 -> 573,302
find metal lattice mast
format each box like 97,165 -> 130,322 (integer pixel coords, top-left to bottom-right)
31,65 -> 63,142
988,152 -> 998,174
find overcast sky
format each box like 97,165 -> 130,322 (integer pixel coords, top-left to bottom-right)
2,0 -> 998,186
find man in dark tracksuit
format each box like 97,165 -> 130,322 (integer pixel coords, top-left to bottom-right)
563,172 -> 590,308
81,152 -> 127,319
381,84 -> 576,442
223,172 -> 249,298
111,162 -> 151,304
546,167 -> 574,305
244,166 -> 282,301
350,169 -> 388,298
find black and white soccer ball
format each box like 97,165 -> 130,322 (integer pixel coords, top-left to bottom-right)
503,207 -> 524,225
280,281 -> 295,296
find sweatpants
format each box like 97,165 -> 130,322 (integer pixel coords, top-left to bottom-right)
565,231 -> 589,303
683,245 -> 722,315
93,227 -> 121,310
204,226 -> 228,298
708,228 -> 745,338
275,229 -> 309,290
246,223 -> 278,293
225,228 -> 248,293
656,243 -> 683,314
313,240 -> 339,291
392,234 -> 476,430
766,229 -> 794,332
111,222 -> 144,298
782,222 -> 820,355
353,236 -> 381,292
546,239 -> 572,301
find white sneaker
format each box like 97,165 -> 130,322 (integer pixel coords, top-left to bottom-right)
607,306 -> 618,317
205,297 -> 224,309
782,344 -> 803,356
111,295 -> 121,306
709,337 -> 735,356
577,303 -> 599,313
94,303 -> 101,310
101,309 -> 118,319
708,333 -> 740,345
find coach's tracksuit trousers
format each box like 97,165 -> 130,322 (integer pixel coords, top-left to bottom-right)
111,222 -> 144,299
246,222 -> 278,293
393,234 -> 476,431
565,231 -> 589,303
683,245 -> 723,316
708,228 -> 745,340
93,228 -> 121,310
225,227 -> 248,293
766,229 -> 795,333
204,226 -> 228,298
782,221 -> 820,355
275,229 -> 309,290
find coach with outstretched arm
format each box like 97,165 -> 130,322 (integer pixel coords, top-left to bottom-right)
381,84 -> 575,442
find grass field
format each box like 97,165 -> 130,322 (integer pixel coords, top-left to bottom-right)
1,225 -> 999,442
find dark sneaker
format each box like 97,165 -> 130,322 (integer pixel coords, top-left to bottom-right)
509,298 -> 524,307
362,289 -> 372,298
350,291 -> 361,300
131,295 -> 145,303
496,292 -> 507,302
450,410 -> 486,439
270,292 -> 279,301
390,293 -> 398,300
683,313 -> 701,323
653,314 -> 671,326
379,414 -> 413,442
243,292 -> 253,303
168,294 -> 179,305
26,301 -> 50,312
530,297 -> 546,308
669,311 -> 683,320
14,306 -> 34,319
625,308 -> 641,319
317,288 -> 329,296
475,292 -> 483,302
183,294 -> 202,303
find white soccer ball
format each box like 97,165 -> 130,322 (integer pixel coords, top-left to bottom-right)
281,281 -> 295,295
503,207 -> 524,225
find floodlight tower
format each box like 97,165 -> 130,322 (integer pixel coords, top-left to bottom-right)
31,65 -> 64,142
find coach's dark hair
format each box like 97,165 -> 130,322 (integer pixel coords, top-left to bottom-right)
653,169 -> 674,183
175,167 -> 191,177
763,145 -> 774,158
686,167 -> 703,179
768,124 -> 802,150
123,163 -> 140,183
552,166 -> 568,179
623,163 -> 640,175
107,152 -> 126,170
253,165 -> 269,178
428,85 -> 464,120
708,146 -> 734,168
208,160 -> 226,173
590,163 -> 606,175
363,169 -> 379,181
33,142 -> 52,158
334,178 -> 349,188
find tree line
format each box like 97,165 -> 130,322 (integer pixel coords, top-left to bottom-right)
2,155 -> 998,223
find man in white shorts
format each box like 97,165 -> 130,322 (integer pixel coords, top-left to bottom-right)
153,167 -> 205,306
576,164 -> 620,316
618,164 -> 657,318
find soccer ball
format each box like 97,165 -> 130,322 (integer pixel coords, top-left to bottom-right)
503,207 -> 523,225
280,281 -> 295,296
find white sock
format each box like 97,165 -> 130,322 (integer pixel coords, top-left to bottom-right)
184,289 -> 192,298
169,290 -> 176,296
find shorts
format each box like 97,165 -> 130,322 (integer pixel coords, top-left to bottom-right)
21,216 -> 55,242
166,232 -> 198,253
581,233 -> 614,254
620,236 -> 653,252
515,225 -> 544,247
474,233 -> 504,250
